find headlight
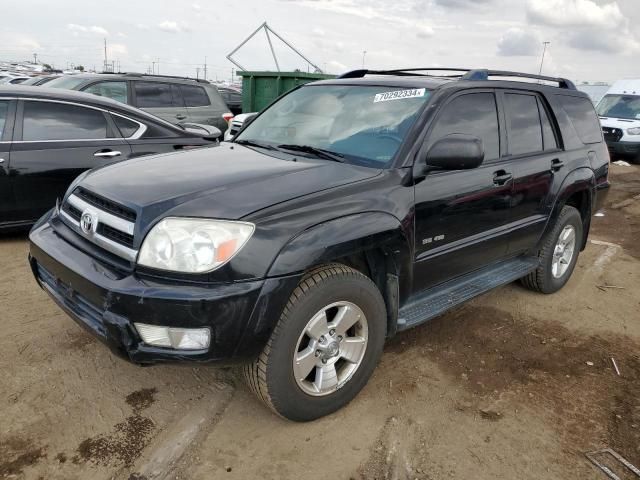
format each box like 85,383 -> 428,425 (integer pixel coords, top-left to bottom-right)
627,127 -> 640,135
138,218 -> 254,273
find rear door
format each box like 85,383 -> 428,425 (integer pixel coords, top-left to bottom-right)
179,84 -> 227,131
0,99 -> 16,225
412,90 -> 512,291
500,91 -> 562,254
132,81 -> 189,125
10,99 -> 131,222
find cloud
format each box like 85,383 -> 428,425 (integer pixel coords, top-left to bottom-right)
497,27 -> 541,56
0,33 -> 40,51
416,26 -> 435,39
192,3 -> 201,11
567,30 -> 640,54
158,21 -> 190,33
107,43 -> 129,57
67,24 -> 109,36
526,0 -> 625,29
434,0 -> 493,8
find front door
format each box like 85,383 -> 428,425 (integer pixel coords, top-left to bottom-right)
0,99 -> 16,225
10,99 -> 131,222
412,91 -> 512,292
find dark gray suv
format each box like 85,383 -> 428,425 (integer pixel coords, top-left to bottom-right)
46,73 -> 231,132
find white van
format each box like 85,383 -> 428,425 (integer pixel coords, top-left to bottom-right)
596,79 -> 640,162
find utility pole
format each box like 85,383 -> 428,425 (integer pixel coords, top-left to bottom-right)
362,50 -> 367,68
33,53 -> 38,64
538,41 -> 550,76
152,61 -> 156,75
103,38 -> 108,72
204,56 -> 207,81
196,67 -> 200,79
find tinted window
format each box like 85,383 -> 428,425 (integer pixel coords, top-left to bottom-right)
23,101 -> 107,141
180,85 -> 210,107
0,101 -> 8,137
134,82 -> 183,108
538,98 -> 558,150
559,95 -> 602,144
113,115 -> 140,137
430,92 -> 500,161
83,81 -> 128,104
505,93 -> 543,155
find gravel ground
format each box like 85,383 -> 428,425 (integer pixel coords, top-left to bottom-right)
1,164 -> 639,480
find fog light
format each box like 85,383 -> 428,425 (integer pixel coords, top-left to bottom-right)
134,323 -> 210,350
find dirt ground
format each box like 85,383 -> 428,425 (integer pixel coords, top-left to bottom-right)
1,164 -> 639,480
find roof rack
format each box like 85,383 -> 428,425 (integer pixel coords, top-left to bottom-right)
98,71 -> 210,84
337,68 -> 576,90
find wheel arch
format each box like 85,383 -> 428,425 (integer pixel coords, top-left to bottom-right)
267,212 -> 413,338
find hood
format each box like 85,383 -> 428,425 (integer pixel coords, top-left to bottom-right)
78,143 -> 380,230
599,116 -> 640,129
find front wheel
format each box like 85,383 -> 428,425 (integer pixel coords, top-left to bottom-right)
243,264 -> 387,421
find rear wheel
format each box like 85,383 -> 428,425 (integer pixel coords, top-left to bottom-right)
521,205 -> 583,294
243,264 -> 386,421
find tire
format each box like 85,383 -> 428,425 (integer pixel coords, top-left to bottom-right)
243,263 -> 387,421
521,205 -> 583,294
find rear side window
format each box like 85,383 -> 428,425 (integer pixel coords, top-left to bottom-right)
538,98 -> 558,150
83,81 -> 128,104
558,95 -> 602,144
134,82 -> 184,108
179,85 -> 210,107
113,115 -> 140,137
0,101 -> 8,137
505,93 -> 543,156
22,101 -> 108,141
430,92 -> 500,161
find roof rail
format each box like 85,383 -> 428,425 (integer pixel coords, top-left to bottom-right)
460,69 -> 576,89
98,71 -> 210,83
337,67 -> 576,89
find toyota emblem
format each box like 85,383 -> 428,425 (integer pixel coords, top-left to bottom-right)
80,210 -> 96,234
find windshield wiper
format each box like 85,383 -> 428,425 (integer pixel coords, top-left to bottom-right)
277,144 -> 345,163
235,139 -> 276,150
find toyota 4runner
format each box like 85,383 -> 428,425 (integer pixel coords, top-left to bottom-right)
28,68 -> 610,421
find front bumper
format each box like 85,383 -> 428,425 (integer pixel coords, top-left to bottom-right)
605,139 -> 640,158
29,219 -> 300,365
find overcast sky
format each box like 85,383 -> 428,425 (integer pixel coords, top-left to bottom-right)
1,0 -> 638,83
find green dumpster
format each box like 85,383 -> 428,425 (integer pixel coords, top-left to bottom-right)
238,71 -> 335,113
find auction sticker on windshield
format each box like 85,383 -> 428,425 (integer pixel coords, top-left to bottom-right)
374,88 -> 426,103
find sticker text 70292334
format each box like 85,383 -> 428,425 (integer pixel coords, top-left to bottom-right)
374,88 -> 426,103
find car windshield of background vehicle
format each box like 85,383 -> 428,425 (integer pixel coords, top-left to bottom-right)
596,94 -> 640,120
45,76 -> 90,90
236,85 -> 431,167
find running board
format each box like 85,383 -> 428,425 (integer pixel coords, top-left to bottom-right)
397,257 -> 539,331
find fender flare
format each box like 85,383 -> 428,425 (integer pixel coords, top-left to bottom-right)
540,167 -> 595,250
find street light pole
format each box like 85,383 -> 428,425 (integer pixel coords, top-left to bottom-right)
538,41 -> 550,76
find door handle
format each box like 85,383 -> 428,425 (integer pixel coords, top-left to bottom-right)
551,158 -> 564,172
175,114 -> 187,120
94,150 -> 121,158
493,170 -> 513,186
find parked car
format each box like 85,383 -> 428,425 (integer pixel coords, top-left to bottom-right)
19,75 -> 61,86
218,86 -> 243,115
28,68 -> 610,421
596,79 -> 640,162
45,73 -> 232,133
223,112 -> 256,141
0,76 -> 30,85
0,86 -> 220,230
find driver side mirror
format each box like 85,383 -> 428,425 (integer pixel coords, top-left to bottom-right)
423,134 -> 485,172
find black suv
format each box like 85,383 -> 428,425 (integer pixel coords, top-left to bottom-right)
28,68 -> 610,421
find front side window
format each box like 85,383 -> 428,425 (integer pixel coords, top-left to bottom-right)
45,76 -> 90,90
505,93 -> 543,156
237,85 -> 431,167
180,85 -> 210,107
0,101 -> 9,138
83,81 -> 128,104
22,101 -> 108,141
596,94 -> 640,121
134,82 -> 184,108
429,92 -> 500,161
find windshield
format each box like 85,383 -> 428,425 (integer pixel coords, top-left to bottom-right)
236,84 -> 431,167
596,94 -> 640,120
45,76 -> 89,90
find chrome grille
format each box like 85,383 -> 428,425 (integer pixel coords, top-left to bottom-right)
60,190 -> 137,261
